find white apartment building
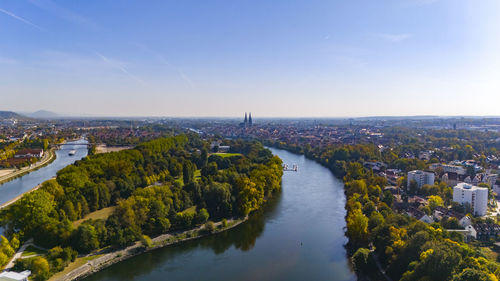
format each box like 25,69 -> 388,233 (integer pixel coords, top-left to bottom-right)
407,170 -> 435,189
452,183 -> 489,216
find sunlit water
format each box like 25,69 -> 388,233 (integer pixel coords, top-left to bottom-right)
0,139 -> 88,206
84,148 -> 355,281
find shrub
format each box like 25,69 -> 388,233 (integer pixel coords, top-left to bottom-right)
204,221 -> 216,234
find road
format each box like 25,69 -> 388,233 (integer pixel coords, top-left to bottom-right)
0,149 -> 55,184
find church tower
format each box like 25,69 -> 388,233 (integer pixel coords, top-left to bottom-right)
249,112 -> 252,126
244,112 -> 248,125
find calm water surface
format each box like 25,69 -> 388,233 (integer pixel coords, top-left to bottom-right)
0,139 -> 88,206
84,148 -> 355,281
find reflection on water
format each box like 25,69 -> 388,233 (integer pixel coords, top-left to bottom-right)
84,148 -> 355,281
91,196 -> 280,281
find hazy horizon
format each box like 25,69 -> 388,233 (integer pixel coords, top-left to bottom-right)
4,109 -> 500,119
1,0 -> 500,117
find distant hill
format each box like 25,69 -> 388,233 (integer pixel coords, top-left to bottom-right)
27,110 -> 60,119
0,111 -> 24,119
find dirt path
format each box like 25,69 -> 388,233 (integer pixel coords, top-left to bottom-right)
4,239 -> 34,270
50,218 -> 247,281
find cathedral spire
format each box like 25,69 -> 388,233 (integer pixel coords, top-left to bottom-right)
249,112 -> 252,126
244,112 -> 248,125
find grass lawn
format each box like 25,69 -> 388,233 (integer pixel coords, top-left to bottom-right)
212,153 -> 242,158
73,206 -> 117,227
48,254 -> 104,281
180,205 -> 197,215
21,245 -> 47,257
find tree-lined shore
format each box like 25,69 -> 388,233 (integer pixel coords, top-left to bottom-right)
0,135 -> 283,280
266,140 -> 500,281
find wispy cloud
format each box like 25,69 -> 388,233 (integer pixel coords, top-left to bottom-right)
177,69 -> 195,89
28,0 -> 97,29
0,8 -> 44,30
372,33 -> 412,42
95,52 -> 146,85
132,43 -> 196,89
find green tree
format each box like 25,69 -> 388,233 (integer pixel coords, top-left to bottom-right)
72,224 -> 99,253
63,200 -> 78,221
428,195 -> 444,210
452,268 -> 493,281
382,190 -> 394,206
31,257 -> 50,281
347,209 -> 369,248
204,221 -> 216,234
195,208 -> 209,225
183,161 -> 195,185
408,180 -> 418,195
352,248 -> 373,273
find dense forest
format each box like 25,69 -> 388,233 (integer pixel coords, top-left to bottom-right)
0,135 -> 282,280
267,140 -> 500,281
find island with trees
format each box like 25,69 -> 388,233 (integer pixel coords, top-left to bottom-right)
0,134 -> 283,280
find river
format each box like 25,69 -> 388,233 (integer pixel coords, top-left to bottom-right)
0,139 -> 89,206
84,148 -> 355,281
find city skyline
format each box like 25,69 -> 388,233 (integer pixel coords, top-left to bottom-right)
1,0 -> 500,117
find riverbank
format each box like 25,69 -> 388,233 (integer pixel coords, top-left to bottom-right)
0,149 -> 56,185
50,218 -> 248,281
0,177 -> 54,210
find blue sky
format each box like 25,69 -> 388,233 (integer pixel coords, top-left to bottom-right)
1,0 -> 499,117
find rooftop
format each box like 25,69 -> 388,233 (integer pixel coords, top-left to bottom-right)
454,182 -> 488,191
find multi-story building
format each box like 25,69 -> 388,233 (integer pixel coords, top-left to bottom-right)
452,183 -> 489,216
407,170 -> 435,189
430,163 -> 466,175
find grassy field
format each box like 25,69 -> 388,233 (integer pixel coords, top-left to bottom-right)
21,245 -> 47,257
73,206 -> 117,227
180,205 -> 197,215
212,153 -> 242,158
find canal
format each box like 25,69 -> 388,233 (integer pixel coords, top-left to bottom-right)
84,148 -> 355,281
0,139 -> 89,206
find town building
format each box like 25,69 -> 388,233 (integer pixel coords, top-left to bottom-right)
432,206 -> 472,227
452,183 -> 489,216
14,149 -> 44,159
407,170 -> 435,189
418,151 -> 433,161
474,223 -> 500,240
218,145 -> 231,153
406,206 -> 433,224
0,270 -> 31,281
430,163 -> 466,175
447,225 -> 477,242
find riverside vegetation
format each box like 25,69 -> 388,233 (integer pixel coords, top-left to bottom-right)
0,135 -> 283,280
268,140 -> 500,281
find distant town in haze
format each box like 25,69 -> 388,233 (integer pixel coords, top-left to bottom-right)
2,0 -> 500,281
